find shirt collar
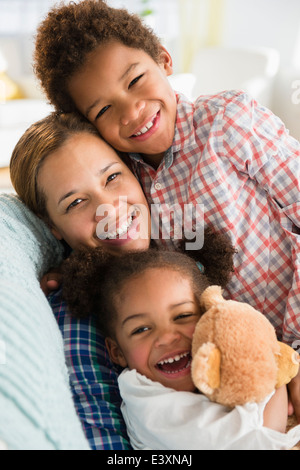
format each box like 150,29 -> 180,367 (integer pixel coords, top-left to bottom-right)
172,93 -> 197,154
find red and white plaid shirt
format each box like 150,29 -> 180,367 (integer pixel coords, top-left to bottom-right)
129,90 -> 300,345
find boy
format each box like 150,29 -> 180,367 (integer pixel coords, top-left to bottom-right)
34,0 -> 300,419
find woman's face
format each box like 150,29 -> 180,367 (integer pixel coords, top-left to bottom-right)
37,132 -> 151,253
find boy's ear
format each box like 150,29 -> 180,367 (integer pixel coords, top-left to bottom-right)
158,46 -> 173,76
105,337 -> 128,368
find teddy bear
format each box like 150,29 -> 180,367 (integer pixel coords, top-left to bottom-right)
191,285 -> 300,408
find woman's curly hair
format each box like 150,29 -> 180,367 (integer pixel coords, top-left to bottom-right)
34,0 -> 162,112
61,228 -> 236,338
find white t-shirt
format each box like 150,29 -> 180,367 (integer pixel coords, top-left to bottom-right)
118,369 -> 300,450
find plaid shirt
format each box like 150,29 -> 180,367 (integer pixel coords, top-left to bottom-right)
129,90 -> 300,346
48,288 -> 131,450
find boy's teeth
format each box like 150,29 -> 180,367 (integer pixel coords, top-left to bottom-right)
134,118 -> 154,136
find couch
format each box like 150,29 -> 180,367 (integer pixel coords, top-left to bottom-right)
0,193 -> 90,450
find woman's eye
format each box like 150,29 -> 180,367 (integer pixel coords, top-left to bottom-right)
106,172 -> 121,185
66,198 -> 83,212
95,105 -> 110,120
129,74 -> 144,89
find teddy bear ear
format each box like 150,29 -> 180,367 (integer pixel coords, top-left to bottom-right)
200,285 -> 225,311
275,341 -> 300,388
191,342 -> 221,395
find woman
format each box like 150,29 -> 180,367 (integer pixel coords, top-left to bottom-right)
10,112 -> 152,450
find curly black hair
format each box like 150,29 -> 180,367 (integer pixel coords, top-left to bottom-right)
61,228 -> 236,338
34,0 -> 162,113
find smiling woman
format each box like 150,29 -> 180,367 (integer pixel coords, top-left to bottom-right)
9,112 -> 151,254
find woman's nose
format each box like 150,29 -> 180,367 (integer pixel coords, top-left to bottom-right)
94,195 -> 128,222
94,201 -> 117,224
120,99 -> 146,126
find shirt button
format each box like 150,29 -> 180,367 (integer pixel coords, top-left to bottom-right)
154,182 -> 162,191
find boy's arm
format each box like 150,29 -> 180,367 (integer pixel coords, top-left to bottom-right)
221,91 -> 300,229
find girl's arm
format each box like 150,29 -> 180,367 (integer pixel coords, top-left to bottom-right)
40,266 -> 62,296
263,385 -> 288,432
288,368 -> 300,424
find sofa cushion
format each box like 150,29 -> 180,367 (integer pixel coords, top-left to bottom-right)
0,193 -> 90,449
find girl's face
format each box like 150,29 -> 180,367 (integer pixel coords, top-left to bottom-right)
106,267 -> 201,392
37,132 -> 151,253
68,42 -> 177,166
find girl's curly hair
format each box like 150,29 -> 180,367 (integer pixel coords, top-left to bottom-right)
34,0 -> 162,112
61,228 -> 236,338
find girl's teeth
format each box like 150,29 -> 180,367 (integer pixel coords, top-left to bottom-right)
158,352 -> 188,366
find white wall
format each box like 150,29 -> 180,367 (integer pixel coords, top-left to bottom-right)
0,0 -> 299,139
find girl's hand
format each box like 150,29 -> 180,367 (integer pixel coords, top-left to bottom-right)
40,268 -> 62,296
288,367 -> 300,423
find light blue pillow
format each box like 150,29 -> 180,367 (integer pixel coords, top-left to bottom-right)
0,194 -> 90,450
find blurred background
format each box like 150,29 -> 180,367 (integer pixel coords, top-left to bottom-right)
0,0 -> 299,187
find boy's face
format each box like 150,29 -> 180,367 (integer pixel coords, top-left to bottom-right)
106,267 -> 201,392
68,42 -> 177,165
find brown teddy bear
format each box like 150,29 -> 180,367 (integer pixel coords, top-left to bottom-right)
191,285 -> 300,408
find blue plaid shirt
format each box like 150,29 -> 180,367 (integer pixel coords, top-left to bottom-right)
48,288 -> 131,450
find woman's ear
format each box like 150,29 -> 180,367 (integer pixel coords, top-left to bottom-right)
105,337 -> 128,368
50,226 -> 63,240
37,212 -> 63,241
158,46 -> 173,76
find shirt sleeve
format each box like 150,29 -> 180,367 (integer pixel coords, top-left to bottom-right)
48,288 -> 132,450
221,91 -> 300,229
218,91 -> 300,344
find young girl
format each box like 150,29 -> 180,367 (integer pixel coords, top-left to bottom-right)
34,1 -> 300,419
61,246 -> 300,450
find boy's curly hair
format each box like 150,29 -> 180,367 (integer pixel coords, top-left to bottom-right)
34,0 -> 162,112
61,228 -> 236,338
